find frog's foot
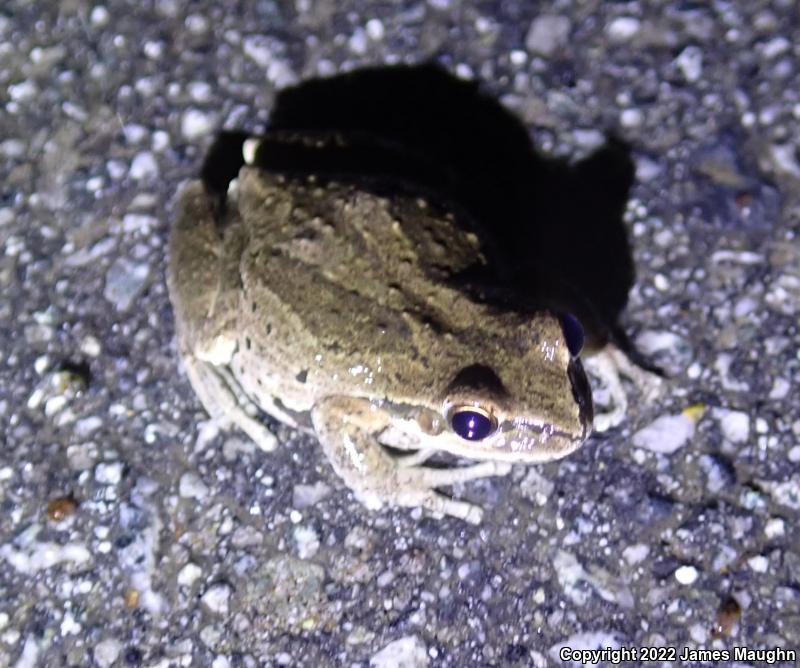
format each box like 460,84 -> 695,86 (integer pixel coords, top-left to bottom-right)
583,345 -> 663,432
312,396 -> 510,524
183,355 -> 277,451
394,461 -> 512,524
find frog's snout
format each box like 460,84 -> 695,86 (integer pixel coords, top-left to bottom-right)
568,358 -> 594,435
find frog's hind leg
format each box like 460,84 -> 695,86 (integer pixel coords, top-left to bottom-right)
312,396 -> 509,524
183,355 -> 278,452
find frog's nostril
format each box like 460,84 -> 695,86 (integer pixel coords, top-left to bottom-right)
450,407 -> 497,441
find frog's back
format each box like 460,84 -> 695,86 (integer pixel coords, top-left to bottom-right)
233,168 -> 496,405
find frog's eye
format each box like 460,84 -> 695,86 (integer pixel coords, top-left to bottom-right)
559,312 -> 585,357
449,406 -> 497,441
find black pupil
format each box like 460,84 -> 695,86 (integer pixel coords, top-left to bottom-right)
451,410 -> 494,441
560,312 -> 585,357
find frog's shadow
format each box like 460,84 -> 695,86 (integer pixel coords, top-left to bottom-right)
215,64 -> 639,354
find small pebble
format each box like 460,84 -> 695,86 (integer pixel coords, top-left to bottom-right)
201,584 -> 232,615
294,525 -> 320,559
525,15 -> 571,57
178,562 -> 203,587
716,409 -> 750,443
370,636 -> 429,668
674,565 -> 699,585
632,413 -> 696,454
366,18 -> 384,41
95,462 -> 123,485
181,109 -> 215,140
104,258 -> 150,312
675,46 -> 703,83
606,17 -> 640,42
90,5 -> 110,26
179,472 -> 209,500
92,639 -> 122,668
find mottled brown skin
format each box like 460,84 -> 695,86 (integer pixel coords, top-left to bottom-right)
168,148 -> 593,523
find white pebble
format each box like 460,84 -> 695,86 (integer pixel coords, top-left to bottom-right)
129,151 -> 159,180
187,81 -> 212,103
152,130 -> 169,152
201,583 -> 232,615
60,612 -> 81,635
572,128 -> 605,150
455,63 -> 473,80
622,544 -> 649,565
764,518 -> 785,539
93,638 -> 122,668
178,562 -> 203,586
366,18 -> 384,41
1,138 -> 26,157
143,41 -> 163,59
747,555 -> 768,573
762,36 -> 789,59
95,462 -> 123,485
9,80 -> 37,102
185,13 -> 209,34
182,109 -> 215,140
768,143 -> 800,178
632,414 -> 695,454
80,336 -> 102,357
620,108 -> 644,128
716,409 -> 749,443
292,481 -> 331,508
674,565 -> 698,585
104,258 -> 150,312
370,636 -> 429,668
675,46 -> 703,83
768,377 -> 790,400
349,27 -> 368,55
525,15 -> 571,57
294,525 -> 320,559
90,6 -> 110,26
179,472 -> 209,500
509,50 -> 527,66
606,17 -> 640,42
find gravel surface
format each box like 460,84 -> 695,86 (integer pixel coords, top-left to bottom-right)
2,1 -> 800,667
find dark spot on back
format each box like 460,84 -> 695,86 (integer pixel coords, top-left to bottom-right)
296,369 -> 308,383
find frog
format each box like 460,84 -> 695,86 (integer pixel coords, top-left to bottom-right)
167,133 -> 594,524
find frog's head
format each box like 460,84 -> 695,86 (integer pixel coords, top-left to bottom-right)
435,312 -> 593,462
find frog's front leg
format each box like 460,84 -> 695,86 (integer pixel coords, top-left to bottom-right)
583,345 -> 663,432
311,396 -> 510,524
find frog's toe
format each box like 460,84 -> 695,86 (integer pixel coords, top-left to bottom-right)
398,460 -> 511,488
395,489 -> 485,524
239,418 -> 278,452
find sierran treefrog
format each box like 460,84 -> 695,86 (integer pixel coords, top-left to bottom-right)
167,134 -> 593,524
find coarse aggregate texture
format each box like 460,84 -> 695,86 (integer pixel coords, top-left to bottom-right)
1,1 -> 799,667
